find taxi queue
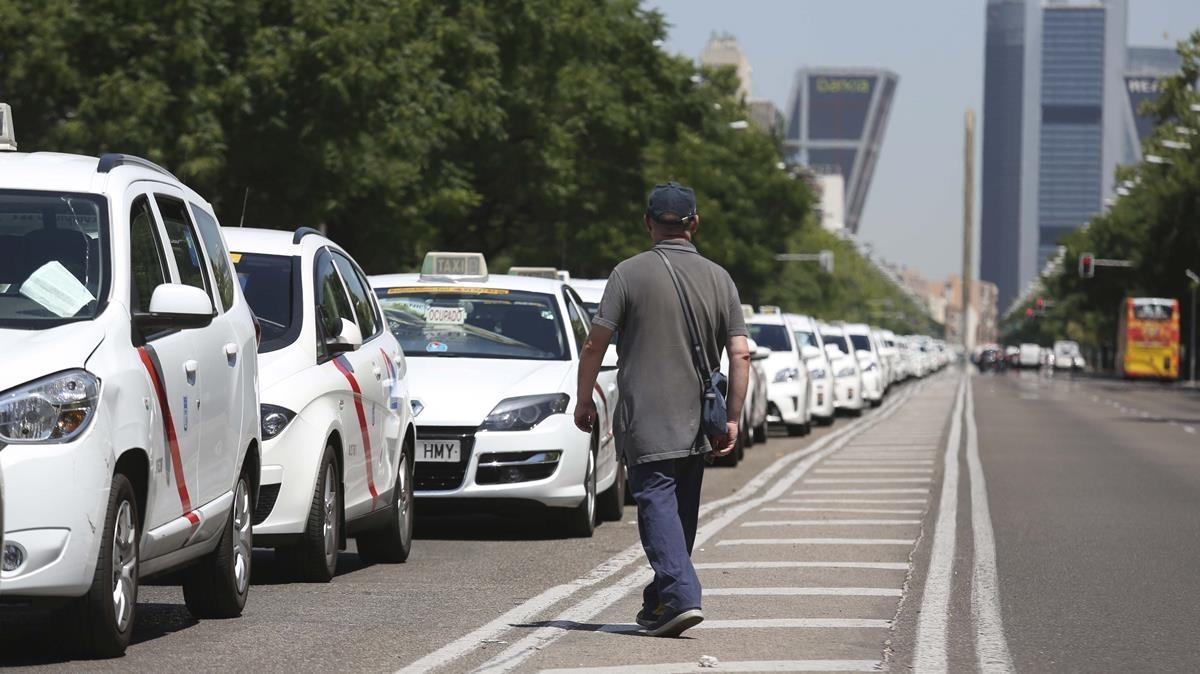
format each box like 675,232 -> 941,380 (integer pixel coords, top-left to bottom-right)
0,110 -> 948,657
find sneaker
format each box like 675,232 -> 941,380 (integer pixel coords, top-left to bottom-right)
643,608 -> 704,637
635,604 -> 664,628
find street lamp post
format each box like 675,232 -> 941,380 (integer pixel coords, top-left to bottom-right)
1188,269 -> 1199,385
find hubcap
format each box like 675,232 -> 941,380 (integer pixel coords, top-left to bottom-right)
232,478 -> 252,594
111,500 -> 137,632
323,463 -> 338,565
397,453 -> 414,546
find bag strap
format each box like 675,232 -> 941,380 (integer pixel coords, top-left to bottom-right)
654,248 -> 712,386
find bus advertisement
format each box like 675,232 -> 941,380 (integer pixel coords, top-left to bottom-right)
1117,297 -> 1180,379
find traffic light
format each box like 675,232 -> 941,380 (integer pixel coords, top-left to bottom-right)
1025,307 -> 1035,318
1036,297 -> 1045,311
1079,252 -> 1095,278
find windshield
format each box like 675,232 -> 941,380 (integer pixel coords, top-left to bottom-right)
377,287 -> 569,360
1133,302 -> 1173,321
748,323 -> 792,352
794,330 -> 819,349
821,333 -> 848,354
0,190 -> 108,328
232,252 -> 300,353
849,334 -> 872,353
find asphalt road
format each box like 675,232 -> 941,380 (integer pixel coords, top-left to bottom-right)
7,366 -> 1196,672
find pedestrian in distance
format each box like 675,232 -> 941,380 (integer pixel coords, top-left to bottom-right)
574,181 -> 752,638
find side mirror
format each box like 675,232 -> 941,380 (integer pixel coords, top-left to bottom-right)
824,343 -> 842,358
601,344 -> 619,371
801,345 -> 821,360
327,318 -> 363,354
134,284 -> 214,333
752,346 -> 771,361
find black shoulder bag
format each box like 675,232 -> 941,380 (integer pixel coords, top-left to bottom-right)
654,248 -> 729,437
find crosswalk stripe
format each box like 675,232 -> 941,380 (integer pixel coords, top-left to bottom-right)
705,586 -> 902,597
538,659 -> 884,672
779,498 -> 927,504
742,519 -> 921,526
717,538 -> 915,546
694,561 -> 909,570
814,468 -> 933,474
761,506 -> 923,514
806,477 -> 931,483
696,618 -> 892,629
793,489 -> 929,494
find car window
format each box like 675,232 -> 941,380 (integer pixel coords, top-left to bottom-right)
314,248 -> 356,352
129,195 -> 168,314
748,323 -> 792,352
189,204 -> 235,311
563,289 -> 589,355
849,334 -> 872,352
331,250 -> 379,339
154,195 -> 210,296
232,252 -> 301,353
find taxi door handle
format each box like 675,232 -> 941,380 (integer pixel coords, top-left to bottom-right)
224,343 -> 239,364
184,360 -> 199,385
373,364 -> 383,381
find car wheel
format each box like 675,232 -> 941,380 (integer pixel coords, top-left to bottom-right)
786,423 -> 806,437
70,473 -> 138,658
182,470 -> 252,619
280,445 -> 341,582
357,443 -> 415,564
562,448 -> 597,537
755,420 -> 769,441
598,453 -> 625,522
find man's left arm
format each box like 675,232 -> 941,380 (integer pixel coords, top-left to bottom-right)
575,325 -> 614,433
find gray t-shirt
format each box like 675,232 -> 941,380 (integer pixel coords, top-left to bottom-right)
592,239 -> 748,465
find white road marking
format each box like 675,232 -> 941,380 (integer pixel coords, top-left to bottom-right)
397,386 -> 919,674
717,538 -> 915,546
965,378 -> 1015,672
793,488 -> 929,495
824,459 -> 934,465
704,586 -> 902,597
538,660 -> 884,673
761,507 -> 923,514
695,618 -> 891,629
779,498 -> 927,504
913,376 -> 966,671
1184,425 -> 1196,434
694,561 -> 909,570
805,477 -> 932,483
814,468 -> 933,474
741,519 -> 921,527
470,382 -> 931,674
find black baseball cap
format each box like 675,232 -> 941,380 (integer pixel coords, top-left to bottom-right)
646,182 -> 697,224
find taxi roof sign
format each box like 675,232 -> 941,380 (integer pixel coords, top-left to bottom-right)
741,304 -> 755,321
420,252 -> 488,281
759,305 -> 782,315
509,266 -> 559,280
0,104 -> 16,152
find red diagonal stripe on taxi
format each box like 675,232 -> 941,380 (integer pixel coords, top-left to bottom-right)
333,355 -> 379,504
137,345 -> 195,518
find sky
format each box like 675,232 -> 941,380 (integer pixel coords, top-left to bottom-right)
643,0 -> 1200,281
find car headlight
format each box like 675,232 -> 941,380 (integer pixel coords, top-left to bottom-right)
481,393 -> 570,432
261,404 -> 296,440
861,361 -> 878,372
0,369 -> 100,444
773,367 -> 800,383
808,368 -> 827,380
836,366 -> 857,378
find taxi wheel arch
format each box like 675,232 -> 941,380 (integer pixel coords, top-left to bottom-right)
355,428 -> 415,564
560,432 -> 598,538
114,449 -> 150,532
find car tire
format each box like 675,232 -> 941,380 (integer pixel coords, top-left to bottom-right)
562,447 -> 597,537
598,456 -> 625,522
280,445 -> 341,582
357,442 -> 415,564
755,420 -> 769,441
70,473 -> 139,658
182,470 -> 253,619
786,423 -> 806,437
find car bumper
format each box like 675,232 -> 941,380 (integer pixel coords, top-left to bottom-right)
413,415 -> 590,509
861,371 -> 883,401
833,377 -> 864,410
809,379 -> 836,418
251,414 -> 323,538
766,381 -> 806,424
0,411 -> 113,597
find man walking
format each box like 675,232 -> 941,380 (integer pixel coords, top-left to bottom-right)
574,182 -> 751,638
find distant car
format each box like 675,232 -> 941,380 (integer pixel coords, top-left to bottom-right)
843,323 -> 885,407
977,347 -> 1006,373
748,312 -> 812,436
1018,343 -> 1042,368
819,323 -> 865,416
787,314 -> 836,425
1005,345 -> 1021,368
1053,340 -> 1083,371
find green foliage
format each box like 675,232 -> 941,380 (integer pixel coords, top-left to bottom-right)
0,0 -> 933,333
999,31 -> 1200,359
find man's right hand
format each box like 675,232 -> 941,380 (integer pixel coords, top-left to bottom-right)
711,420 -> 739,456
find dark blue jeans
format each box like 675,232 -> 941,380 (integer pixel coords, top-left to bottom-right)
628,452 -> 706,614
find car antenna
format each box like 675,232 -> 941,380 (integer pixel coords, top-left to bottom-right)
238,187 -> 250,227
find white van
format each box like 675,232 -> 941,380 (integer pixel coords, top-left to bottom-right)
0,109 -> 260,656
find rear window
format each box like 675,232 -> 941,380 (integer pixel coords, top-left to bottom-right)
232,252 -> 301,353
821,334 -> 848,354
849,334 -> 871,352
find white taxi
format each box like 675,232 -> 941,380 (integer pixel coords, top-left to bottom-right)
747,309 -> 811,436
0,109 -> 259,656
787,313 -> 836,425
225,227 -> 415,582
819,323 -> 865,415
844,323 -> 885,407
370,254 -> 623,537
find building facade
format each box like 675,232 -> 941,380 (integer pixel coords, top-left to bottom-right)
783,67 -> 898,234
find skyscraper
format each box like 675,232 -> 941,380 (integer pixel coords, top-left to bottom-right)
1124,46 -> 1182,159
981,0 -> 1135,311
783,68 -> 898,234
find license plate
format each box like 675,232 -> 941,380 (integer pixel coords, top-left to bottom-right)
417,439 -> 461,462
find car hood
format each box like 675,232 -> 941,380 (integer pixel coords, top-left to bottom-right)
407,358 -> 574,426
0,322 -> 105,393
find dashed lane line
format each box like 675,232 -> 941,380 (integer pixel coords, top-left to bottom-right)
965,376 -> 1015,672
823,459 -> 935,465
779,498 -> 927,504
814,468 -> 933,474
716,538 -> 916,546
693,561 -> 909,570
761,507 -> 923,515
538,659 -> 884,673
471,381 -> 939,674
793,489 -> 929,495
704,587 -> 902,597
695,619 -> 892,629
913,376 -> 967,671
396,381 -> 928,674
740,520 -> 921,527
